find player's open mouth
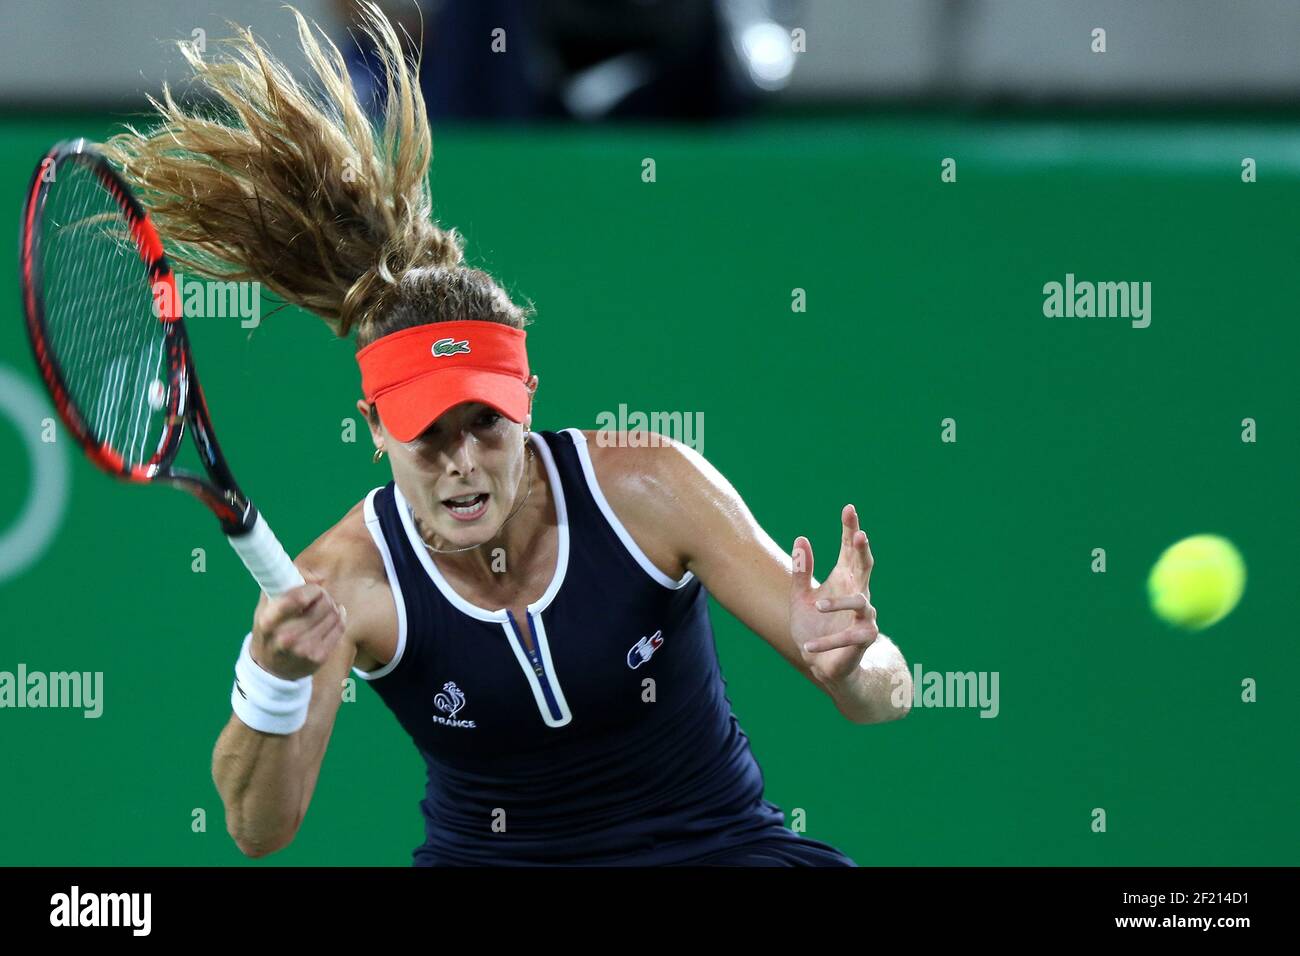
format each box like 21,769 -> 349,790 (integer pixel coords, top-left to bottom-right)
442,493 -> 489,521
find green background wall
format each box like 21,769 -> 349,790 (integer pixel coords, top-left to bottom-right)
1,112 -> 1296,865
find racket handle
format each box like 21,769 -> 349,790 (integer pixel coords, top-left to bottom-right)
226,512 -> 305,596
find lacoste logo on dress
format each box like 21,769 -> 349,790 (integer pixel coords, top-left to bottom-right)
626,630 -> 664,669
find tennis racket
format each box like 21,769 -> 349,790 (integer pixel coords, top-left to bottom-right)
18,138 -> 304,596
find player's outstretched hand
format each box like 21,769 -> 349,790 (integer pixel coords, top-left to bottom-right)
790,504 -> 879,686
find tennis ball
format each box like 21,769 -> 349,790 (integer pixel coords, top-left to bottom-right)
147,379 -> 166,411
1147,534 -> 1245,630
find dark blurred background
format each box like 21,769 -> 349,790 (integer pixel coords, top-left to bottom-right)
4,0 -> 1300,117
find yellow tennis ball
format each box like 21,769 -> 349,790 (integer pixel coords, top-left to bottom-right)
1147,534 -> 1245,630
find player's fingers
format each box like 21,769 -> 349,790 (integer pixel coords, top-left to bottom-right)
273,604 -> 343,662
255,583 -> 339,649
857,527 -> 875,589
839,504 -> 857,557
802,623 -> 879,654
301,569 -> 341,606
267,583 -> 325,621
306,585 -> 342,623
279,589 -> 343,640
791,537 -> 814,595
298,614 -> 347,666
814,593 -> 874,618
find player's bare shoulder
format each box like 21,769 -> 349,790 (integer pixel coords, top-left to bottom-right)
294,498 -> 397,669
576,429 -> 694,580
292,498 -> 368,575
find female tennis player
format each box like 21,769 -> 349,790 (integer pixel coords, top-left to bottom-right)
105,4 -> 912,866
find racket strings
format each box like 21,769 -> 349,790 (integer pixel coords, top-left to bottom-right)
40,161 -> 173,468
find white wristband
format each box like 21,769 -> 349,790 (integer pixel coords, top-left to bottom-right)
231,633 -> 313,735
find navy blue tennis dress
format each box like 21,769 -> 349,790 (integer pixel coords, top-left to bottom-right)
355,427 -> 855,867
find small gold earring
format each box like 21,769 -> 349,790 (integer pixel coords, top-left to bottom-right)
373,448 -> 385,463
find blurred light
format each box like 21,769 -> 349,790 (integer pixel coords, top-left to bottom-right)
561,52 -> 655,121
738,20 -> 794,91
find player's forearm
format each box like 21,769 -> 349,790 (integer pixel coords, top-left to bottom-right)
825,634 -> 913,724
212,716 -> 309,857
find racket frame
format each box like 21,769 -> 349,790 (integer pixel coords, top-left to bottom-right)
20,139 -> 303,596
20,138 -> 251,532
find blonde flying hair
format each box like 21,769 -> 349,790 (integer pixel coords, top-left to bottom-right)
102,1 -> 530,348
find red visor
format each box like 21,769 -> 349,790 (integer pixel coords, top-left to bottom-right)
357,321 -> 530,442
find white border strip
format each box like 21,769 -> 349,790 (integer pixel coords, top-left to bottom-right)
394,482 -> 505,623
354,487 -> 409,681
385,434 -> 577,725
498,612 -> 572,728
564,427 -> 694,590
391,431 -> 570,620
525,431 -> 571,613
